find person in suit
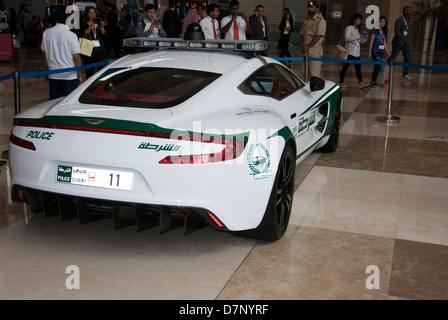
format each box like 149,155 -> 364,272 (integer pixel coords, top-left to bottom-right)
104,2 -> 121,58
163,0 -> 182,38
248,5 -> 268,55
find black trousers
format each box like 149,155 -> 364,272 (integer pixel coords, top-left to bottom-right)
279,33 -> 291,57
339,54 -> 363,84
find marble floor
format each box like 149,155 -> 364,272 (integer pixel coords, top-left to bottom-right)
1,42 -> 447,301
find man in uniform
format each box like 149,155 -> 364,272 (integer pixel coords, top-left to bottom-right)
300,1 -> 326,81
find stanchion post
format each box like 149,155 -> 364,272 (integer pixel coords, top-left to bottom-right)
13,71 -> 21,115
376,59 -> 400,123
304,55 -> 309,82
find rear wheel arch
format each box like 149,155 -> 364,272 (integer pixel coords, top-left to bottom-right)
319,91 -> 342,153
233,140 -> 295,241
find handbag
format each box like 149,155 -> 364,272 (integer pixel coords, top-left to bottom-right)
333,37 -> 348,60
377,60 -> 390,85
79,37 -> 94,57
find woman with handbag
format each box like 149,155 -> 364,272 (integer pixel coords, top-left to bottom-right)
278,11 -> 294,67
368,16 -> 390,87
339,13 -> 369,89
81,6 -> 106,79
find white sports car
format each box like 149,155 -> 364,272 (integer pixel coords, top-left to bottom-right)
9,38 -> 342,241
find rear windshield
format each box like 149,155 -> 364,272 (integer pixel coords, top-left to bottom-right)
79,67 -> 221,109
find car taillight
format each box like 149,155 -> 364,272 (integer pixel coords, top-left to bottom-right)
159,136 -> 246,164
12,120 -> 248,163
10,133 -> 36,151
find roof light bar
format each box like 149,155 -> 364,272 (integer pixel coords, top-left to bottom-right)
173,41 -> 188,48
123,37 -> 268,53
142,40 -> 157,47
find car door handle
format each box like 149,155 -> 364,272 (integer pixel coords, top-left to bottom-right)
290,113 -> 297,119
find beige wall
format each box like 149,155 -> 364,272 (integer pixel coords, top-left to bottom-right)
237,0 -> 284,24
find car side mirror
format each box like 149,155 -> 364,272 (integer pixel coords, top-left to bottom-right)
310,76 -> 325,92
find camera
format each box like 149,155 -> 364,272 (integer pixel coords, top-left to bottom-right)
94,18 -> 102,24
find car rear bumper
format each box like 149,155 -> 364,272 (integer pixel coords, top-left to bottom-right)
11,184 -> 229,234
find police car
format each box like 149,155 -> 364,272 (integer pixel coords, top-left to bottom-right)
9,32 -> 342,241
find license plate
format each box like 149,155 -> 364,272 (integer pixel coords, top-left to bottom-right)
57,165 -> 133,191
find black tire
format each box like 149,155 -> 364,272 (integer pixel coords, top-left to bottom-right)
235,143 -> 295,241
320,93 -> 342,153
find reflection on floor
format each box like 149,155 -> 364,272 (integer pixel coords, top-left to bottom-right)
1,43 -> 447,300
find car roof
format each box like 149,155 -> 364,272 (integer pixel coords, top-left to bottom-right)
110,50 -> 255,75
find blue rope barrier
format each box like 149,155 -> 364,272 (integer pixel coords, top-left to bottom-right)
0,74 -> 13,82
392,61 -> 448,72
1,57 -> 446,84
275,57 -> 304,62
314,57 -> 388,66
0,61 -> 107,82
20,61 -> 106,79
274,56 -> 448,72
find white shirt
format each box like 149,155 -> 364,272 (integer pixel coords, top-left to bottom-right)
221,15 -> 247,40
0,10 -> 9,31
199,16 -> 220,39
344,25 -> 366,57
41,23 -> 80,80
283,20 -> 290,35
143,18 -> 159,38
258,16 -> 266,38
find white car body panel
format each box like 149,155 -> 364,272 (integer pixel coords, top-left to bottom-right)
9,47 -> 341,237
